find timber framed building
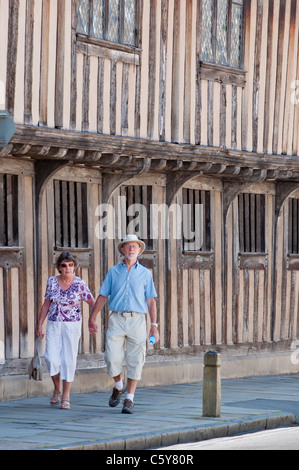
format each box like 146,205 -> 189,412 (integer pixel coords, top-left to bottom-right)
1,0 -> 299,397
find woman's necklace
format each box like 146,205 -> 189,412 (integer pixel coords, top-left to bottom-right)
60,275 -> 74,286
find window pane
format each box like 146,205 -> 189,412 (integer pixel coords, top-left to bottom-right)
216,0 -> 229,66
92,0 -> 104,38
202,0 -> 243,68
182,189 -> 211,252
0,174 -> 19,247
124,0 -> 136,46
288,199 -> 299,255
77,0 -> 137,47
121,185 -> 153,250
238,194 -> 265,253
231,3 -> 243,68
77,0 -> 90,35
201,0 -> 214,62
107,0 -> 120,43
54,180 -> 88,248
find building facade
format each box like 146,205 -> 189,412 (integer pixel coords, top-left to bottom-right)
1,0 -> 299,393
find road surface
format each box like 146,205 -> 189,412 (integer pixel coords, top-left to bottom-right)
160,426 -> 299,450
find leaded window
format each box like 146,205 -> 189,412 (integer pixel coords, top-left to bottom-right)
201,0 -> 244,68
77,0 -> 137,47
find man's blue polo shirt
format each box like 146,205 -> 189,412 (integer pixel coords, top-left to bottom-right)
99,260 -> 157,314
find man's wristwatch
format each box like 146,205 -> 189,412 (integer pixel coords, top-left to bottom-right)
151,323 -> 158,327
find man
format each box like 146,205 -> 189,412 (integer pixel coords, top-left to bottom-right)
89,234 -> 159,414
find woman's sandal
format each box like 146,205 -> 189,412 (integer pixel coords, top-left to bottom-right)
50,390 -> 61,405
61,399 -> 71,410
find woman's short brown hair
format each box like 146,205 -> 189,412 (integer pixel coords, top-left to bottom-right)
56,252 -> 78,273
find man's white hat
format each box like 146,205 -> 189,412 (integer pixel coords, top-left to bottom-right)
117,234 -> 146,255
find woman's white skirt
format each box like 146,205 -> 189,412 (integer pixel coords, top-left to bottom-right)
45,320 -> 82,383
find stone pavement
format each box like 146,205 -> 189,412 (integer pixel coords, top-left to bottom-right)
0,374 -> 298,450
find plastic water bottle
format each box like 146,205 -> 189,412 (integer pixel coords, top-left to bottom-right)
149,335 -> 156,345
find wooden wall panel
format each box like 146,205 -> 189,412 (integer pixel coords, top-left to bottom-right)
19,175 -> 35,358
168,180 -> 223,349
0,268 -> 5,363
226,189 -> 275,345
31,0 -> 42,125
0,161 -> 35,364
285,0 -> 299,156
3,268 -> 20,359
108,175 -> 167,347
74,46 -> 139,137
274,191 -> 299,342
2,169 -> 299,364
14,0 -> 26,124
0,0 -> 9,109
1,0 -> 298,155
40,166 -> 102,355
1,0 -> 299,368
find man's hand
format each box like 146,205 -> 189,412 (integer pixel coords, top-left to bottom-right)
88,294 -> 107,335
149,324 -> 159,343
147,297 -> 159,342
88,317 -> 98,335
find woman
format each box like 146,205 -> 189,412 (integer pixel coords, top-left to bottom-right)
36,252 -> 95,409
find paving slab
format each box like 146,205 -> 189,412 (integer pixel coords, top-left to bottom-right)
0,374 -> 298,450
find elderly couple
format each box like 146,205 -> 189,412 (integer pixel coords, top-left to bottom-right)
36,235 -> 159,414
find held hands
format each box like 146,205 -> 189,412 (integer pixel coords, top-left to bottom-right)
88,318 -> 98,335
35,321 -> 98,337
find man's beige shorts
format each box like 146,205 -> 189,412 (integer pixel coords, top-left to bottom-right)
105,312 -> 147,381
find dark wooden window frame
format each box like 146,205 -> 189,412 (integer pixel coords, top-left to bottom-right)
200,0 -> 246,70
121,185 -> 153,251
238,193 -> 266,254
0,174 -> 19,248
288,198 -> 299,256
182,188 -> 211,253
76,0 -> 140,52
53,179 -> 89,249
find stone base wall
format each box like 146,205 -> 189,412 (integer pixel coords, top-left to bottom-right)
1,351 -> 298,401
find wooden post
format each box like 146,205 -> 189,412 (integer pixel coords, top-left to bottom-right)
202,350 -> 221,417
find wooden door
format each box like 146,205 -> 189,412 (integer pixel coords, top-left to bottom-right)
273,191 -> 299,342
40,166 -> 102,354
169,177 -> 223,349
0,160 -> 35,365
226,185 -> 275,346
